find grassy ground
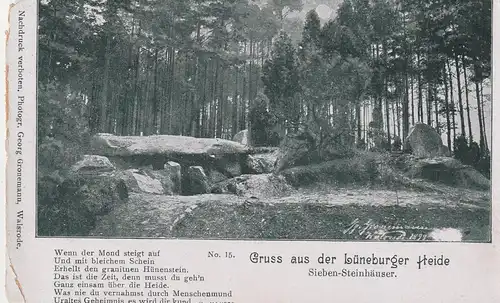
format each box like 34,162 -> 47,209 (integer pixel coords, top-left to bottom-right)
89,151 -> 490,242
170,201 -> 489,242
91,182 -> 490,242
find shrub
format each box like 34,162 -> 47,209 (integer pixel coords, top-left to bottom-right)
37,82 -> 93,236
280,150 -> 383,187
248,93 -> 279,147
453,135 -> 490,179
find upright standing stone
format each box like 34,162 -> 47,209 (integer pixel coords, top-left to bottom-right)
166,161 -> 182,194
186,166 -> 210,195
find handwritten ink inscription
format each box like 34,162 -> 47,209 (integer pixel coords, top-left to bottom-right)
343,218 -> 439,241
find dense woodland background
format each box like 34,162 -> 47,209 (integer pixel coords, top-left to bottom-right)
38,0 -> 491,177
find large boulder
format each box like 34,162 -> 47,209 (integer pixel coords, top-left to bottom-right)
245,151 -> 279,174
403,123 -> 446,158
208,169 -> 228,184
120,169 -> 164,195
91,134 -> 248,181
185,166 -> 210,195
91,133 -> 249,157
70,155 -> 115,174
119,168 -> 181,195
211,174 -> 294,198
233,130 -> 249,146
274,134 -> 312,173
408,157 -> 490,190
38,168 -> 129,236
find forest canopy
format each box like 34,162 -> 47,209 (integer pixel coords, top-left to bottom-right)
38,0 -> 491,169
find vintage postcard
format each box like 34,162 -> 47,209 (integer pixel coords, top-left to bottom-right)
4,0 -> 500,302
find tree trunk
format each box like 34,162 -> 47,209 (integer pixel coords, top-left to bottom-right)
410,73 -> 415,126
454,55 -> 466,137
217,66 -> 224,138
152,48 -> 159,134
443,65 -> 451,150
232,66 -> 239,137
462,56 -> 473,143
168,48 -> 176,134
201,60 -> 208,137
480,81 -> 489,152
475,80 -> 485,153
427,82 -> 432,126
403,59 -> 409,138
356,102 -> 362,144
434,85 -> 439,134
99,34 -> 112,133
447,59 -> 456,141
385,79 -> 391,147
417,54 -> 423,122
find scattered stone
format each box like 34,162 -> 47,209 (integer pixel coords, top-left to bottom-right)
211,174 -> 294,198
70,155 -> 115,174
409,157 -> 490,190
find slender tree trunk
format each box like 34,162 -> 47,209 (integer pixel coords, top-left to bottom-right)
403,62 -> 409,138
454,55 -> 466,137
132,45 -> 141,135
462,56 -> 473,143
480,81 -> 489,152
417,54 -> 423,122
160,48 -> 169,134
356,102 -> 362,144
384,79 -> 391,147
427,82 -> 432,126
443,65 -> 451,150
211,59 -> 219,138
168,48 -> 176,134
217,66 -> 224,138
447,60 -> 456,141
200,60 -> 208,137
249,38 -> 253,104
410,73 -> 415,125
392,100 -> 397,139
475,80 -> 485,153
152,48 -> 159,134
241,42 -> 248,131
232,66 -> 239,136
99,34 -> 112,132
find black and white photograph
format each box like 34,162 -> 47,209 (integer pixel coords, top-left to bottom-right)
37,0 -> 492,242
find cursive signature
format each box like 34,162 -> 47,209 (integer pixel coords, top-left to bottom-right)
343,218 -> 433,241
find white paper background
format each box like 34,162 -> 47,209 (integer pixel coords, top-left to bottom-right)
2,1 -> 12,302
